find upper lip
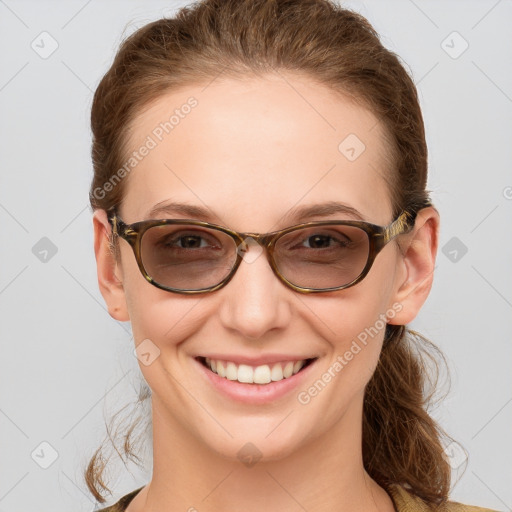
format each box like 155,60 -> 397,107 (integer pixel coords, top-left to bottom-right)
196,354 -> 318,366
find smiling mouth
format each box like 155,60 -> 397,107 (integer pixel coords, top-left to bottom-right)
196,356 -> 317,385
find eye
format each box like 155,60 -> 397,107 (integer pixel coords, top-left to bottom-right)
275,225 -> 370,269
148,227 -> 224,251
300,233 -> 351,249
167,233 -> 213,249
281,227 -> 354,251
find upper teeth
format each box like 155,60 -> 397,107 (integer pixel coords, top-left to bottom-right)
205,357 -> 308,384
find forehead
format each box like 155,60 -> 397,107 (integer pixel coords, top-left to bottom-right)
121,73 -> 394,228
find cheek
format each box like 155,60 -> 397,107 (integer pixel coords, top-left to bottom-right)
117,246 -> 181,341
296,284 -> 396,423
305,257 -> 398,347
117,243 -> 221,354
303,293 -> 388,376
302,250 -> 400,374
125,286 -> 203,345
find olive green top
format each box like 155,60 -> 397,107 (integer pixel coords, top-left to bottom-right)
96,483 -> 500,512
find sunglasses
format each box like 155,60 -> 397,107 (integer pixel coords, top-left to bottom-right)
107,208 -> 418,294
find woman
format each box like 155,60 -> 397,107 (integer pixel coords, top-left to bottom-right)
86,0 -> 498,510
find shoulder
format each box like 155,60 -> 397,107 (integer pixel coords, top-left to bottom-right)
387,483 -> 500,512
95,487 -> 144,512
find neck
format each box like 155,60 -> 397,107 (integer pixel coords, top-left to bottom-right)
129,393 -> 396,512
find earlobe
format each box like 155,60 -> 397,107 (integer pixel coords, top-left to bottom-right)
93,209 -> 130,322
387,206 -> 440,326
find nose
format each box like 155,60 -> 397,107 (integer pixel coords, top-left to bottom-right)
217,241 -> 292,340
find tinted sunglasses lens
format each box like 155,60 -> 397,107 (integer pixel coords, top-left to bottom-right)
274,225 -> 370,289
140,224 -> 237,290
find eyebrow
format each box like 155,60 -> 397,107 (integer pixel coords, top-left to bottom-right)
144,200 -> 365,225
284,201 -> 365,223
146,201 -> 215,220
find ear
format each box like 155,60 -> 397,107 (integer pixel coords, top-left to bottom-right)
92,209 -> 130,322
387,206 -> 440,325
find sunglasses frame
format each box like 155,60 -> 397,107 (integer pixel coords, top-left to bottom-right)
106,208 -> 420,294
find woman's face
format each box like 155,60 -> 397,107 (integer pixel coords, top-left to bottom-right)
97,73 -> 414,462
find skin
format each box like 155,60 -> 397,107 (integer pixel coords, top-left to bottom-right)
93,72 -> 439,512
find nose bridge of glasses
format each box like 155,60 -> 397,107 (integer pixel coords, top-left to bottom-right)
236,232 -> 275,252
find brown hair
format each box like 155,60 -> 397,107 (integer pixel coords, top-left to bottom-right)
86,0 -> 462,505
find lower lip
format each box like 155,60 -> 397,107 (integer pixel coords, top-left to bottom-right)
194,357 -> 317,405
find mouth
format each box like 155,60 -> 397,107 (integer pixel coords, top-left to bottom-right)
195,356 -> 318,385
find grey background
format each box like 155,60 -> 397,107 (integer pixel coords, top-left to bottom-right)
0,0 -> 511,510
